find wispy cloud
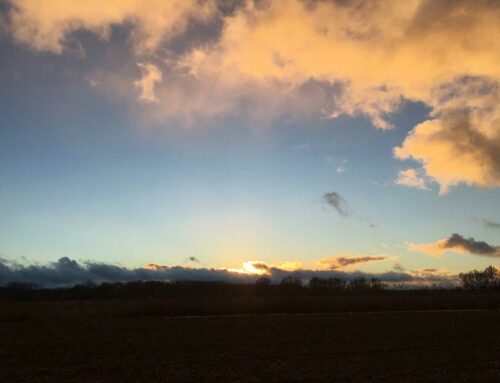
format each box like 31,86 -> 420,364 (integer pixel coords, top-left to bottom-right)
6,0 -> 214,54
393,263 -> 405,272
323,192 -> 350,217
134,63 -> 162,103
326,157 -> 347,174
479,219 -> 500,230
319,254 -> 387,270
184,257 -> 200,264
395,168 -> 429,191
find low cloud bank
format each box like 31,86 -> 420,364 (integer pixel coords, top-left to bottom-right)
0,257 -> 457,288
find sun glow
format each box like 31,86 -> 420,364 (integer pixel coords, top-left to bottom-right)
229,260 -> 303,275
242,261 -> 269,275
228,261 -> 269,275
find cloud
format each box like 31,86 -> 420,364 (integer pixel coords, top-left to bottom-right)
0,257 -> 457,288
323,192 -> 350,216
233,260 -> 303,275
0,257 -> 259,287
5,0 -> 500,192
249,262 -> 269,271
275,261 -> 303,272
184,256 -> 200,263
395,168 -> 429,190
480,219 -> 500,230
393,263 -> 405,272
6,0 -> 214,54
166,0 -> 500,190
325,157 -> 347,173
394,78 -> 500,193
134,63 -> 162,103
178,1 -> 500,126
407,267 -> 457,283
409,233 -> 500,257
444,234 -> 500,256
319,253 -> 387,270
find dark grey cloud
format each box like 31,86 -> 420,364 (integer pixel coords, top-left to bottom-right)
263,267 -> 456,288
444,233 -> 500,257
184,256 -> 200,263
422,268 -> 438,273
0,257 -> 457,288
251,263 -> 270,271
0,257 -> 254,287
336,256 -> 385,267
323,192 -> 350,216
480,219 -> 500,230
321,256 -> 386,269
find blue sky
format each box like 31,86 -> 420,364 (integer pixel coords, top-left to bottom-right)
1,1 -> 499,282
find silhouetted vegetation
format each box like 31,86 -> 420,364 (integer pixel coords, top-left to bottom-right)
0,276 -> 428,302
459,266 -> 500,290
0,268 -> 499,383
0,265 -> 497,323
1,266 -> 499,303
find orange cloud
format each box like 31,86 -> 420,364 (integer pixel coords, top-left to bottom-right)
6,0 -> 500,191
229,260 -> 303,275
134,63 -> 162,103
181,1 -> 500,125
395,168 -> 428,190
7,0 -> 214,54
395,78 -> 500,193
319,253 -> 390,270
407,239 -> 454,257
179,1 -> 500,190
408,233 -> 500,257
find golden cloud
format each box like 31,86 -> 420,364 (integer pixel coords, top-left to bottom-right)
134,63 -> 162,103
180,0 -> 500,189
395,168 -> 428,191
395,78 -> 500,193
5,0 -> 500,191
7,0 -> 214,54
181,1 -> 500,122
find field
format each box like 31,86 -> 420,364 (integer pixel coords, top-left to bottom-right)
1,298 -> 499,382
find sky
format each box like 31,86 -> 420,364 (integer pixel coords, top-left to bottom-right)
0,0 -> 500,286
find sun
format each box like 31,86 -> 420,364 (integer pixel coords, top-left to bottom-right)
228,261 -> 269,275
242,261 -> 269,275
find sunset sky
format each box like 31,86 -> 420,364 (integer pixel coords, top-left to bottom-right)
1,0 -> 499,286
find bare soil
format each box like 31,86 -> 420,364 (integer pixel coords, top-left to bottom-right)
1,308 -> 499,382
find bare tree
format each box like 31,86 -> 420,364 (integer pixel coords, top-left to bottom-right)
459,266 -> 499,290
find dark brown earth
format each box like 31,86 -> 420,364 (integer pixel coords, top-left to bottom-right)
1,309 -> 499,382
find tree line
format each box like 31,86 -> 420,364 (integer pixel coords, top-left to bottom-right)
0,266 -> 498,301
